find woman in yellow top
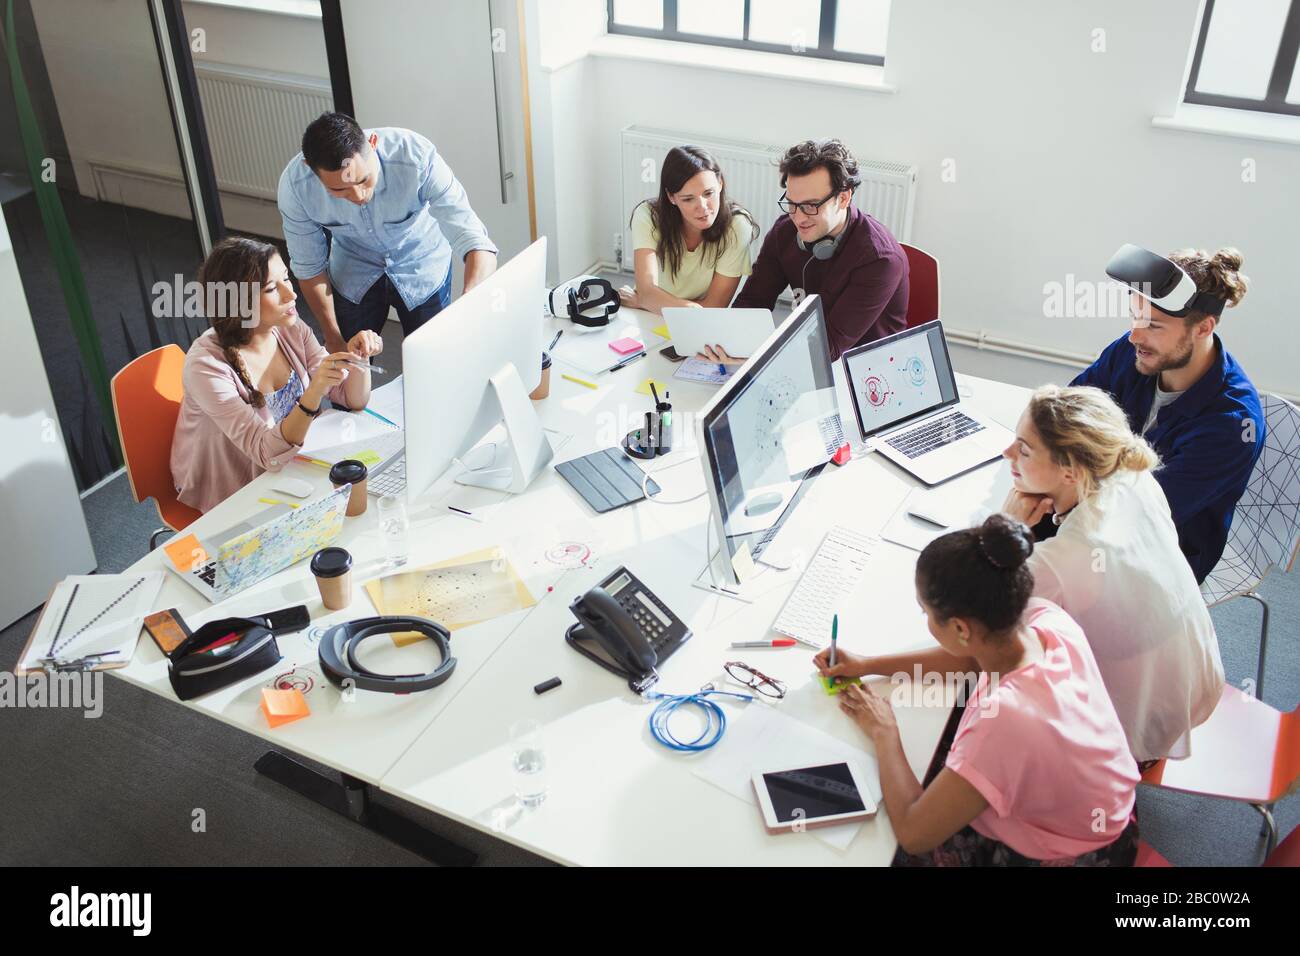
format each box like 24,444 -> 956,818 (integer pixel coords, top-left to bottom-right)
618,146 -> 758,316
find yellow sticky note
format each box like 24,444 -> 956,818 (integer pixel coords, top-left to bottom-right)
261,688 -> 310,727
651,323 -> 670,340
635,377 -> 670,397
731,541 -> 756,583
821,675 -> 863,696
354,450 -> 384,468
163,533 -> 208,572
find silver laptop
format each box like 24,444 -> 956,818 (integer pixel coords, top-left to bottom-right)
166,485 -> 349,602
842,320 -> 1013,486
661,307 -> 777,359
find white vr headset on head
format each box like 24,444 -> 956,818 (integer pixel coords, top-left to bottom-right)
545,275 -> 620,328
1105,244 -> 1226,323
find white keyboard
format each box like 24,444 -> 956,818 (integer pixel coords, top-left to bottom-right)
368,452 -> 407,497
771,526 -> 877,649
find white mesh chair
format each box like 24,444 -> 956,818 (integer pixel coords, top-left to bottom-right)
1200,393 -> 1300,700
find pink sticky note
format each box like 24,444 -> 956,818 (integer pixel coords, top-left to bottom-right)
609,337 -> 644,355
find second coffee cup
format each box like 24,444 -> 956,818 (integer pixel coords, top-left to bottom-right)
329,459 -> 369,516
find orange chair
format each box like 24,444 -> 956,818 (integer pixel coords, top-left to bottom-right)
1141,684 -> 1300,861
901,243 -> 940,329
1134,840 -> 1174,867
111,345 -> 201,549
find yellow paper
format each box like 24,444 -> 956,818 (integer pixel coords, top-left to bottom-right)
652,323 -> 670,340
731,541 -> 756,583
635,377 -> 670,397
364,546 -> 537,633
354,450 -> 384,467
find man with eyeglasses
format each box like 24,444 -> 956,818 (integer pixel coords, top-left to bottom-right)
731,139 -> 908,360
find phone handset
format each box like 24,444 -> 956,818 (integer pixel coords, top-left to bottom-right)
571,586 -> 656,675
565,566 -> 693,693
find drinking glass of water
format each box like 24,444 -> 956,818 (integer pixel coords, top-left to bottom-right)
509,718 -> 548,808
377,494 -> 409,568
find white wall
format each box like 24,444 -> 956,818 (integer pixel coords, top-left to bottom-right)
342,0 -> 535,290
0,204 -> 96,628
529,0 -> 1300,397
31,0 -> 329,232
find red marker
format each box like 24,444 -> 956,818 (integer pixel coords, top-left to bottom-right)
730,639 -> 797,648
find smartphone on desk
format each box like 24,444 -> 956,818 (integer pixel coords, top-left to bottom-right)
566,566 -> 690,691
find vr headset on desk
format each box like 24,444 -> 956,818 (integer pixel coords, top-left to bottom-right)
317,617 -> 456,694
545,275 -> 620,328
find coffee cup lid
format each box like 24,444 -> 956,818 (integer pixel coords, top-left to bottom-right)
329,459 -> 368,485
311,546 -> 353,578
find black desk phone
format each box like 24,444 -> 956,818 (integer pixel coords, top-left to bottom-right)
566,565 -> 691,692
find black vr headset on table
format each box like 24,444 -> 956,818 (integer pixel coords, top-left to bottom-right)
546,275 -> 620,327
1105,244 -> 1227,319
317,616 -> 456,694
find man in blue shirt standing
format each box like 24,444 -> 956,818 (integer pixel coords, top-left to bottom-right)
1073,245 -> 1263,583
278,112 -> 498,353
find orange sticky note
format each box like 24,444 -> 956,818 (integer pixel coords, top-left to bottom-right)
261,688 -> 310,727
163,533 -> 208,573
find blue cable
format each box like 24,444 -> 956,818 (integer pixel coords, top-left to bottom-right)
644,687 -> 754,752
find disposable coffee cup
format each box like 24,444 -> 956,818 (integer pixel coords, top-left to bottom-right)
329,459 -> 368,516
310,546 -> 353,610
530,352 -> 552,401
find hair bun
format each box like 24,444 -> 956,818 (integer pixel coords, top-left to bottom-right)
1212,247 -> 1244,272
977,514 -> 1033,571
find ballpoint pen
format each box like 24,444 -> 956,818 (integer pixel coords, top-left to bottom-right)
610,352 -> 646,372
829,612 -> 839,683
344,359 -> 386,375
548,329 -> 564,352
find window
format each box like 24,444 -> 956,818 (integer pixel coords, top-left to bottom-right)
607,0 -> 890,66
1185,0 -> 1300,116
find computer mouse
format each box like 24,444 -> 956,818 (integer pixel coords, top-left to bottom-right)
744,491 -> 785,517
270,477 -> 315,499
906,503 -> 951,528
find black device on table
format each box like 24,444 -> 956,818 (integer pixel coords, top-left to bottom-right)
566,565 -> 691,693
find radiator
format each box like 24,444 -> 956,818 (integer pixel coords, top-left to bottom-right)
619,125 -> 917,272
195,62 -> 333,200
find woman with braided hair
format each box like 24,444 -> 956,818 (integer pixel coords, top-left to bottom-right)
815,514 -> 1140,866
170,237 -> 382,512
1000,384 -> 1224,764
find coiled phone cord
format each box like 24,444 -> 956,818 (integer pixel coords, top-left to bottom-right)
643,686 -> 754,752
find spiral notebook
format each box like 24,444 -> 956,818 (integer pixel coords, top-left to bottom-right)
18,572 -> 166,673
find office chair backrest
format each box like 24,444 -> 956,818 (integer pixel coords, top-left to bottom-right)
1203,393 -> 1300,604
111,344 -> 201,533
901,243 -> 939,329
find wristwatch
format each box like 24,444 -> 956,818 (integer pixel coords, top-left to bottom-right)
296,399 -> 322,418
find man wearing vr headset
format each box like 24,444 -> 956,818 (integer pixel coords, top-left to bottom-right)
279,113 -> 499,354
731,139 -> 908,361
1070,245 -> 1263,584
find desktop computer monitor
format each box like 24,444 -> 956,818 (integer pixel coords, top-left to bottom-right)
402,237 -> 552,500
697,295 -> 839,586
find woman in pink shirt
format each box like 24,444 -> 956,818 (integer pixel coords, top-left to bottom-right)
815,514 -> 1140,866
170,237 -> 382,513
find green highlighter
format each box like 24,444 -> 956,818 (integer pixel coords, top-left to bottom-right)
821,612 -> 861,695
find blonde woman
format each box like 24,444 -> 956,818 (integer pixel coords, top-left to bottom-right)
1001,384 -> 1224,764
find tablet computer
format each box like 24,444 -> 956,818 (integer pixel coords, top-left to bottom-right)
662,307 -> 776,359
752,761 -> 877,833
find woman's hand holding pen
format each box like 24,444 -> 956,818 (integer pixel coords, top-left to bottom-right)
346,330 -> 383,367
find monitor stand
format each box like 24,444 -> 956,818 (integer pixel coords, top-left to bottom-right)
454,363 -> 554,494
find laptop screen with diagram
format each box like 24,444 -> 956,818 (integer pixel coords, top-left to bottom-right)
843,320 -> 959,437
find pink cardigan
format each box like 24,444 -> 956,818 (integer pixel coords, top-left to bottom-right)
170,322 -> 352,513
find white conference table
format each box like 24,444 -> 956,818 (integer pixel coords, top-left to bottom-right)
111,300 -> 1025,866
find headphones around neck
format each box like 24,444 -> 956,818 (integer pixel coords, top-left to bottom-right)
318,616 -> 456,694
